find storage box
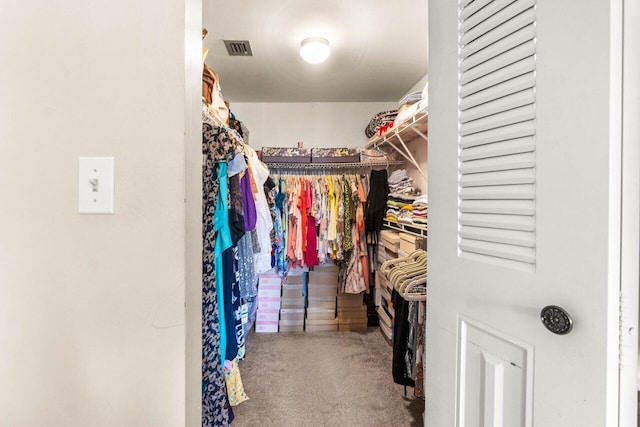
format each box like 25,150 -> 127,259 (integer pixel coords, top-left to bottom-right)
312,264 -> 339,273
338,306 -> 367,323
281,297 -> 305,309
256,309 -> 280,322
258,274 -> 282,299
307,296 -> 336,309
255,322 -> 279,333
286,274 -> 305,285
262,147 -> 311,164
279,318 -> 305,326
399,233 -> 418,253
258,296 -> 281,310
280,308 -> 305,322
305,317 -> 339,332
279,317 -> 304,333
306,307 -> 337,321
337,293 -> 364,308
308,283 -> 338,297
279,323 -> 304,333
256,306 -> 280,333
282,284 -> 303,298
311,148 -> 360,163
308,271 -> 338,285
338,323 -> 368,332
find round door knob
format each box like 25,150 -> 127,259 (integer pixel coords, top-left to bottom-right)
540,305 -> 573,335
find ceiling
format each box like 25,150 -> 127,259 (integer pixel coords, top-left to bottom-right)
203,0 -> 428,103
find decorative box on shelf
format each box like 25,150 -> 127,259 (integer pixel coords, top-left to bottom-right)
311,148 -> 360,163
261,147 -> 311,163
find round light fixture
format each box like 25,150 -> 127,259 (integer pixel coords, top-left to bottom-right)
300,37 -> 330,64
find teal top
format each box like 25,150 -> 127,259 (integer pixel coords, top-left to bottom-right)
214,161 -> 232,365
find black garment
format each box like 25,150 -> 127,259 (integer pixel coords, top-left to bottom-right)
228,174 -> 246,245
391,289 -> 415,387
222,247 -> 238,361
365,169 -> 389,244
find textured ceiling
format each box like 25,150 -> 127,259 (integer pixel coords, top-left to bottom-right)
203,0 -> 428,102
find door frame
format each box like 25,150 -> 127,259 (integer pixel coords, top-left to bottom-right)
619,0 -> 640,424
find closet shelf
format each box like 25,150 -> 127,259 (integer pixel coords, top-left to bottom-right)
266,161 -> 404,170
365,105 -> 428,182
383,219 -> 428,239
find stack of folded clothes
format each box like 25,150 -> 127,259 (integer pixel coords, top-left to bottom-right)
385,169 -> 423,224
395,90 -> 425,125
411,195 -> 428,227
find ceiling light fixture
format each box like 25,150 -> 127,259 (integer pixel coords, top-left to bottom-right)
300,37 -> 330,64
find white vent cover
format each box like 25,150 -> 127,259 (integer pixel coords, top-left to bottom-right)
223,40 -> 253,56
458,0 -> 537,268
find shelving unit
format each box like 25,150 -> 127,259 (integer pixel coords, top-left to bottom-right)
266,160 -> 404,171
365,104 -> 428,181
383,219 -> 427,239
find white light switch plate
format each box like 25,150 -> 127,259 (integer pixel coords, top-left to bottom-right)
78,157 -> 114,214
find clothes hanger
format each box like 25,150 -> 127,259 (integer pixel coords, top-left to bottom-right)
380,250 -> 426,274
398,272 -> 426,294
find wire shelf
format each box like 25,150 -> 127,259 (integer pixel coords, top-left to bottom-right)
266,161 -> 405,170
383,219 -> 428,239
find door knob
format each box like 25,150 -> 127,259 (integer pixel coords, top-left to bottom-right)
540,305 -> 573,335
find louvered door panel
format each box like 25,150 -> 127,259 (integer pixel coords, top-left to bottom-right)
458,0 -> 536,268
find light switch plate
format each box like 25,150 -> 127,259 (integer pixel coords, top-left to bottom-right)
78,157 -> 114,214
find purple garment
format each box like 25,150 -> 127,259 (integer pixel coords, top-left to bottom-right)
241,171 -> 257,232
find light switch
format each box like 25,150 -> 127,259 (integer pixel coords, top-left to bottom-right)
78,157 -> 114,214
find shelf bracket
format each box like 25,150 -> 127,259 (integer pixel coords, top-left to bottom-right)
411,127 -> 428,142
394,133 -> 427,182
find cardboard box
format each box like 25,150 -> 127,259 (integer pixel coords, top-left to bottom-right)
256,309 -> 280,322
282,284 -> 303,298
258,273 -> 282,287
280,308 -> 305,322
281,297 -> 305,309
258,296 -> 281,310
258,274 -> 282,299
305,317 -> 338,332
279,318 -> 304,326
306,308 -> 336,321
338,323 -> 368,332
338,306 -> 367,323
337,293 -> 364,308
312,264 -> 339,273
279,324 -> 304,333
308,271 -> 338,285
255,322 -> 279,333
308,283 -> 338,297
307,296 -> 336,309
399,232 -> 418,253
286,274 -> 305,285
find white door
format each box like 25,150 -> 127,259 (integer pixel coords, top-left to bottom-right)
426,0 -> 633,426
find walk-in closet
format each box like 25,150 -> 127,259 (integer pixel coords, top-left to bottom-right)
200,1 -> 428,425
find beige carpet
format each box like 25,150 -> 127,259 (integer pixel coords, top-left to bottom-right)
231,328 -> 424,426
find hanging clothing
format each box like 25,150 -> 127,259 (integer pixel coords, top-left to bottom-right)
245,146 -> 273,274
391,289 -> 416,387
269,172 -> 370,294
214,162 -> 233,365
365,169 -> 389,244
202,121 -> 233,427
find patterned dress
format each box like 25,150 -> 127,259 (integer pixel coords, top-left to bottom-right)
202,121 -> 234,426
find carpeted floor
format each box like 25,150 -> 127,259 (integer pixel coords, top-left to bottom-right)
232,327 -> 424,426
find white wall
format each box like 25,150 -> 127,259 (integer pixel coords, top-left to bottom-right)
406,137 -> 428,195
230,102 -> 396,149
402,73 -> 429,98
0,1 -> 196,426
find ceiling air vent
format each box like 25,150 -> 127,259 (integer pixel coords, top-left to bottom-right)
224,40 -> 253,56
